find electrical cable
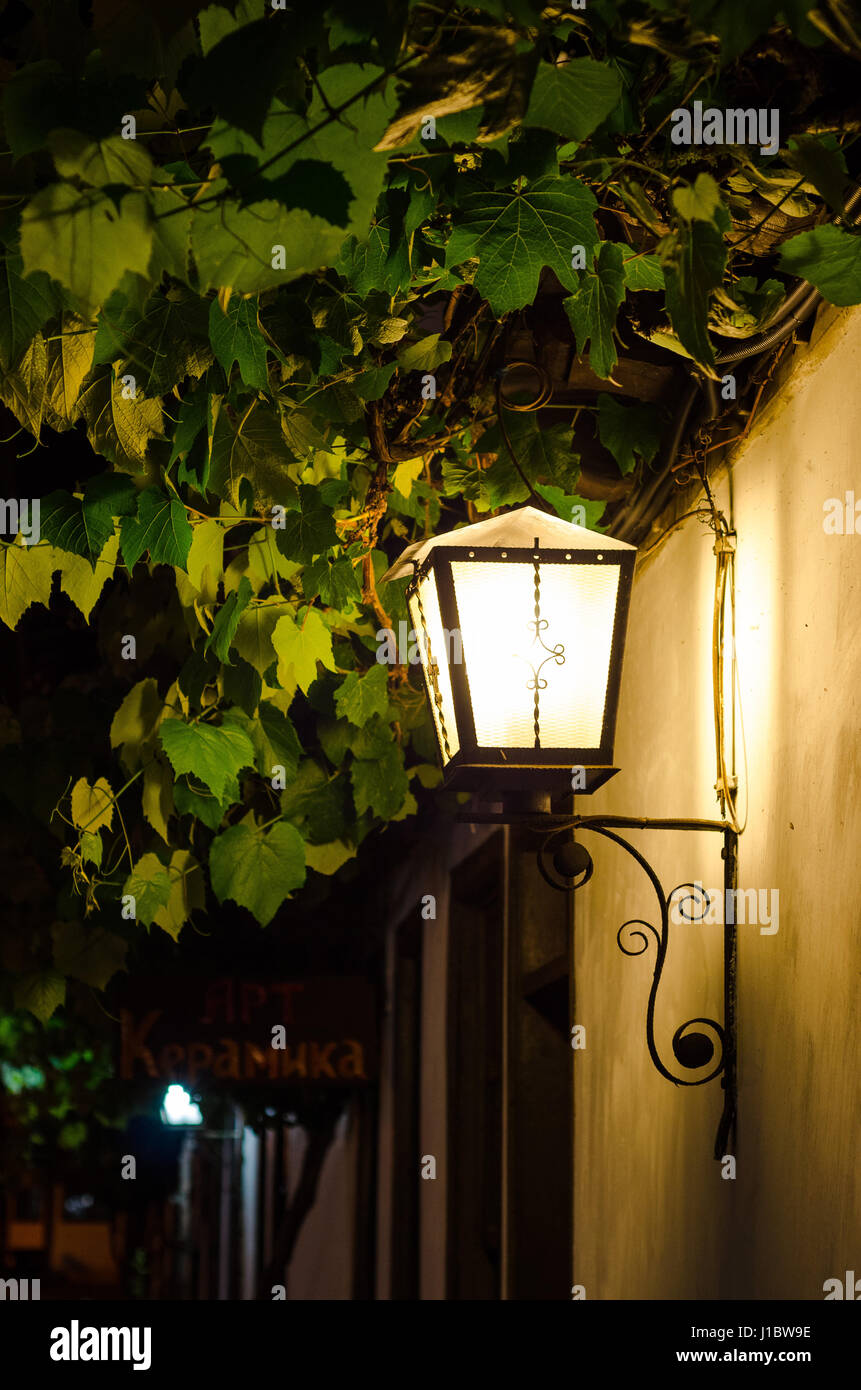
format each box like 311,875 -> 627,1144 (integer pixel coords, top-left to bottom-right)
611,181 -> 861,544
637,507 -> 717,557
492,186 -> 857,829
611,185 -> 861,819
494,363 -> 557,513
715,182 -> 861,365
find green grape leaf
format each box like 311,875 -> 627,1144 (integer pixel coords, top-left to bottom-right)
20,186 -> 153,319
275,485 -> 339,565
397,333 -> 453,373
523,58 -> 622,141
41,320 -> 96,429
672,173 -> 722,223
159,717 -> 255,802
272,607 -> 336,693
41,475 -> 135,563
3,59 -> 77,159
120,487 -> 193,571
535,483 -> 607,531
233,598 -> 292,676
563,241 -> 626,381
70,776 -> 114,834
0,333 -> 48,439
0,539 -> 59,630
123,852 -> 172,927
40,491 -> 99,563
100,288 -> 213,397
51,921 -> 128,990
169,381 -> 208,474
446,176 -> 598,314
191,188 -> 351,293
0,253 -> 60,371
204,574 -> 253,664
337,219 -> 412,296
778,225 -> 861,307
110,678 -> 162,770
142,756 -> 174,843
186,518 -> 225,595
173,779 -> 227,833
304,840 -> 356,876
59,534 -> 118,621
208,399 -> 296,511
255,159 -> 353,227
78,370 -> 165,473
83,473 -> 137,540
205,63 -> 394,229
49,129 -> 154,187
209,820 -> 306,926
480,413 -> 577,493
334,665 -> 390,727
14,969 -> 66,1022
208,294 -> 269,391
351,714 -> 396,760
351,744 -> 409,819
188,16 -> 301,142
148,185 -> 195,284
662,220 -> 726,367
621,248 -> 664,291
80,830 -> 103,867
152,849 -> 205,941
222,658 -> 262,719
596,394 -> 663,476
279,758 -> 348,842
785,134 -> 848,215
352,361 -> 397,403
257,701 -> 302,778
391,458 -> 424,498
303,554 -> 362,609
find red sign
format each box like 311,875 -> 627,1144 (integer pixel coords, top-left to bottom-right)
118,976 -> 377,1085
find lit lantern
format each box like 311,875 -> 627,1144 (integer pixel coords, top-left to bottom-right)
385,505 -> 636,796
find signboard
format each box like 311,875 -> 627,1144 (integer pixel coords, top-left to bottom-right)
118,975 -> 377,1085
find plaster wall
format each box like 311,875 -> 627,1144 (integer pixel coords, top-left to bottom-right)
573,305 -> 861,1299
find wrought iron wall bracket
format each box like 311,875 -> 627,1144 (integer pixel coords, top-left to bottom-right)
457,810 -> 738,1159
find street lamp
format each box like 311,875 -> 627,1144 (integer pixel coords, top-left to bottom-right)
387,503 -> 740,1159
385,505 -> 636,799
160,1084 -> 202,1127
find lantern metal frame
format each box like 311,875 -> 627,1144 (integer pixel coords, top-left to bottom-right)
407,541 -> 636,796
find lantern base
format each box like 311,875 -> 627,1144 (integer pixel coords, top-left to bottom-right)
442,763 -> 619,799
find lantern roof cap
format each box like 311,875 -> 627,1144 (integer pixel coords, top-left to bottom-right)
383,504 -> 635,581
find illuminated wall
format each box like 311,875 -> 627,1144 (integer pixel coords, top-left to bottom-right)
572,304 -> 861,1299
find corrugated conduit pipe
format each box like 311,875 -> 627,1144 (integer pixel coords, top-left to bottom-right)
612,182 -> 861,544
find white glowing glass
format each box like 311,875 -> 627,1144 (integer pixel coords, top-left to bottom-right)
385,505 -> 636,787
407,571 -> 459,763
451,559 -> 620,748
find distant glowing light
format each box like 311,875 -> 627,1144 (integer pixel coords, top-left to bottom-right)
160,1084 -> 202,1126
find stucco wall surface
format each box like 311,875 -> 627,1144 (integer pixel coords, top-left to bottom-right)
573,305 -> 861,1300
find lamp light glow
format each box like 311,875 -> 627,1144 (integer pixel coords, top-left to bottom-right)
160,1084 -> 202,1126
385,505 -> 637,796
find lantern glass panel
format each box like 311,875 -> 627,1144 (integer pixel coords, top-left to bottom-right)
450,559 -> 622,749
407,572 -> 459,764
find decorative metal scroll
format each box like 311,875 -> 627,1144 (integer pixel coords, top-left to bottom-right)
524,540 -> 565,748
535,817 -> 738,1158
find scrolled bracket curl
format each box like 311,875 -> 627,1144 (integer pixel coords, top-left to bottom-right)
548,823 -> 728,1089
